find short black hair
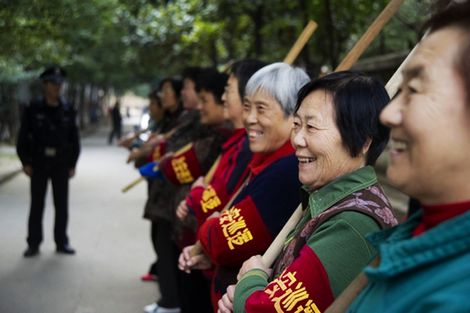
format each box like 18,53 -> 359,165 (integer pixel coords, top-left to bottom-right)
230,59 -> 268,99
295,71 -> 390,165
159,77 -> 183,99
195,68 -> 228,105
424,0 -> 470,32
181,67 -> 203,83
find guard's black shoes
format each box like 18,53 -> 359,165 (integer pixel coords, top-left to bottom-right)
23,246 -> 39,258
56,244 -> 76,255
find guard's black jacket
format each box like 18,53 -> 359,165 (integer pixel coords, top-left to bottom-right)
17,97 -> 80,169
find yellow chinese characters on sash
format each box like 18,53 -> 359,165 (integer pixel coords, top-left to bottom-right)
171,156 -> 194,184
265,270 -> 320,313
219,207 -> 253,250
201,185 -> 222,213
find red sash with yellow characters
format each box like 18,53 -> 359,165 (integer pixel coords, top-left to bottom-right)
159,143 -> 202,185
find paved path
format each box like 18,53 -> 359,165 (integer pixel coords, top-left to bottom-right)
0,127 -> 157,313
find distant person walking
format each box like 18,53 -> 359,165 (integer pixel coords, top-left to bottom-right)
108,100 -> 122,144
16,65 -> 80,257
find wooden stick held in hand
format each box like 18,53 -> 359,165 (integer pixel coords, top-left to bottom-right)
335,0 -> 405,71
325,256 -> 380,313
121,176 -> 145,193
283,20 -> 318,65
384,43 -> 420,96
203,155 -> 221,185
261,203 -> 303,267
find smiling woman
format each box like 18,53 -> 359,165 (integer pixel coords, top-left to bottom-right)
243,63 -> 308,154
380,28 -> 469,204
293,89 -> 361,191
231,71 -> 398,313
292,71 -> 390,191
243,90 -> 293,154
344,2 -> 470,312
196,68 -> 227,125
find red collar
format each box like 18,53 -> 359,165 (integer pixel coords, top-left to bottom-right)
222,128 -> 246,151
249,141 -> 295,177
413,199 -> 470,236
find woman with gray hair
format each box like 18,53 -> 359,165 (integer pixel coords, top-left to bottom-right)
178,62 -> 310,311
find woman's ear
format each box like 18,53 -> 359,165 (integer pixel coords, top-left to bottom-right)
362,138 -> 372,155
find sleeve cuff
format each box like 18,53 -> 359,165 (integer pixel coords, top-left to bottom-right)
234,269 -> 269,313
241,268 -> 269,282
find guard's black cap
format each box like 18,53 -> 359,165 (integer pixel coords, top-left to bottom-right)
39,66 -> 67,84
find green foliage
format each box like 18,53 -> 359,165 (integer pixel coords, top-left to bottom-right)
0,0 -> 433,89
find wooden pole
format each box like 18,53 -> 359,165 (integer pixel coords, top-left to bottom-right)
384,44 -> 419,96
261,204 -> 303,266
283,20 -> 318,65
121,176 -> 145,193
325,257 -> 380,313
203,156 -> 221,185
256,0 -> 406,269
335,0 -> 405,71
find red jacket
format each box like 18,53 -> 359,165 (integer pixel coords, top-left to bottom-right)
186,128 -> 252,226
198,141 -> 301,310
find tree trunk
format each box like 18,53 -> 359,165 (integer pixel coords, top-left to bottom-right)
324,0 -> 338,68
299,0 -> 312,67
379,33 -> 386,55
78,84 -> 86,130
210,37 -> 218,68
251,3 -> 264,57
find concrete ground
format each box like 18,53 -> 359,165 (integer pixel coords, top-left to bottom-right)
0,126 -> 157,313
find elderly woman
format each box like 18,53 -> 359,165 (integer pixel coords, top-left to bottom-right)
219,71 -> 398,313
179,62 -> 310,311
176,59 -> 266,224
340,2 -> 470,312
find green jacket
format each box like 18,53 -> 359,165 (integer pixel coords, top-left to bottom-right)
234,166 -> 397,313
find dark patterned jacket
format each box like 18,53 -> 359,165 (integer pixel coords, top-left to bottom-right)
143,109 -> 228,224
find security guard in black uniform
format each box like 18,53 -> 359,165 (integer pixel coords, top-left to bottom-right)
17,66 -> 80,257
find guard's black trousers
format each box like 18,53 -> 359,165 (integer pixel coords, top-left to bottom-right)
27,166 -> 69,248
